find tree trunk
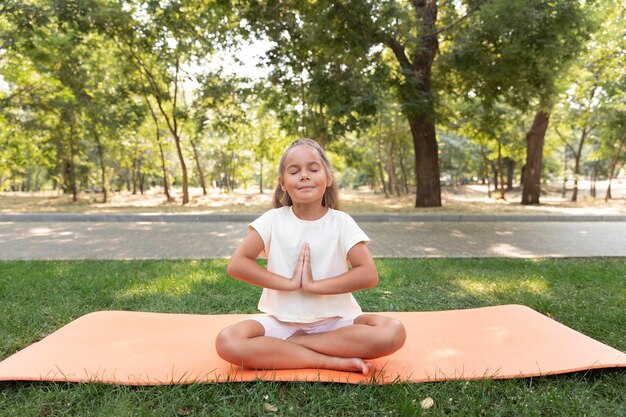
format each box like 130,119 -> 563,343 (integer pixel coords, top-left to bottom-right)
387,0 -> 441,207
172,133 -> 189,203
131,153 -> 138,195
190,136 -> 208,196
172,57 -> 189,203
505,158 -> 514,190
398,137 -> 410,194
69,127 -> 78,202
605,135 -> 626,202
117,36 -> 188,203
497,141 -> 505,200
152,61 -> 189,204
409,118 -> 442,207
561,145 -> 568,198
399,156 -> 409,194
590,163 -> 597,198
158,141 -> 172,202
490,161 -> 499,191
521,111 -> 550,205
571,156 -> 580,202
479,142 -> 492,199
571,127 -> 588,202
377,136 -> 388,197
228,151 -> 237,191
153,91 -> 189,203
144,95 -> 172,202
377,159 -> 388,197
140,172 -> 146,194
388,141 -> 399,196
94,132 -> 108,204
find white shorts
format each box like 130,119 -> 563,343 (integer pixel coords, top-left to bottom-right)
251,314 -> 361,340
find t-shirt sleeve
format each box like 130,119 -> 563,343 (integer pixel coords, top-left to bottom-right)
341,213 -> 370,255
248,210 -> 274,253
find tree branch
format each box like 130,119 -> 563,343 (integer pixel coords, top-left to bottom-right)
554,126 -> 576,155
110,35 -> 178,138
421,0 -> 492,38
0,83 -> 40,105
386,36 -> 412,71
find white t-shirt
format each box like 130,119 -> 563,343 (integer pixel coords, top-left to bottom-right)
249,206 -> 370,323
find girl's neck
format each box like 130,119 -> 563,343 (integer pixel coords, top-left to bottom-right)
291,204 -> 329,221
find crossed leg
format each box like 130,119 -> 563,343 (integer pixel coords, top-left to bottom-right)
215,314 -> 406,375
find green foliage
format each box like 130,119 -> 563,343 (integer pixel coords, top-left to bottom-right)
242,0 -> 386,143
444,0 -> 595,110
1,0 -> 625,201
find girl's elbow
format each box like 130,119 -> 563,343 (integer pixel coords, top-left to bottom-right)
226,258 -> 238,278
367,268 -> 379,288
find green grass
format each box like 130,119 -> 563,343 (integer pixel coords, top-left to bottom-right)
0,258 -> 624,416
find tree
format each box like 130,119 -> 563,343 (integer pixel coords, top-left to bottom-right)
243,0 -> 480,207
444,0 -> 595,205
1,1 -> 147,201
100,0 -> 236,204
451,98 -> 528,199
143,94 -> 174,201
598,62 -> 626,202
1,2 -> 97,200
553,74 -> 600,202
598,5 -> 626,201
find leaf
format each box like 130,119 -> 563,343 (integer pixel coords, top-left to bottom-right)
263,402 -> 278,413
420,397 -> 435,410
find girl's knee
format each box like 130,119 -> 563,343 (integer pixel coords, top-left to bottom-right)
372,318 -> 406,355
356,314 -> 406,354
385,319 -> 406,353
215,320 -> 264,362
215,327 -> 237,360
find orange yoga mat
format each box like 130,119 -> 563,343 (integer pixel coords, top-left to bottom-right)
0,305 -> 623,385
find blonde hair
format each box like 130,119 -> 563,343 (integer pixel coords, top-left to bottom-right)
273,138 -> 340,209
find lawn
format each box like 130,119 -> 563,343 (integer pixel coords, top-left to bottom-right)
0,258 -> 624,416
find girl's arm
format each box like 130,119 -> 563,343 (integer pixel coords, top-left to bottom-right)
302,242 -> 378,295
226,229 -> 302,291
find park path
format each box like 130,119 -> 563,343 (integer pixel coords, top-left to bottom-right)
1,214 -> 625,259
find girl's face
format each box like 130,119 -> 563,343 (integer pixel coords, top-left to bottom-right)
279,145 -> 332,206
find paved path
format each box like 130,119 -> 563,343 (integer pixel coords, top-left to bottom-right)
1,214 -> 625,259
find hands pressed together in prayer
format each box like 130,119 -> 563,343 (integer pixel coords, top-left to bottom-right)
290,242 -> 315,292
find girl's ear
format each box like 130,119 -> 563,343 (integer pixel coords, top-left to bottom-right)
279,176 -> 286,191
326,172 -> 333,187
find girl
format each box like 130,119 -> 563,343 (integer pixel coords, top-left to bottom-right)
215,138 -> 406,374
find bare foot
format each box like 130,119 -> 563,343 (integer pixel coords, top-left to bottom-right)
286,332 -> 373,375
330,357 -> 373,375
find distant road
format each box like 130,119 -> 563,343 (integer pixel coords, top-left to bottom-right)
1,217 -> 624,259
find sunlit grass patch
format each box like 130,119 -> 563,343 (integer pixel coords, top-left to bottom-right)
454,277 -> 549,297
118,265 -> 221,299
